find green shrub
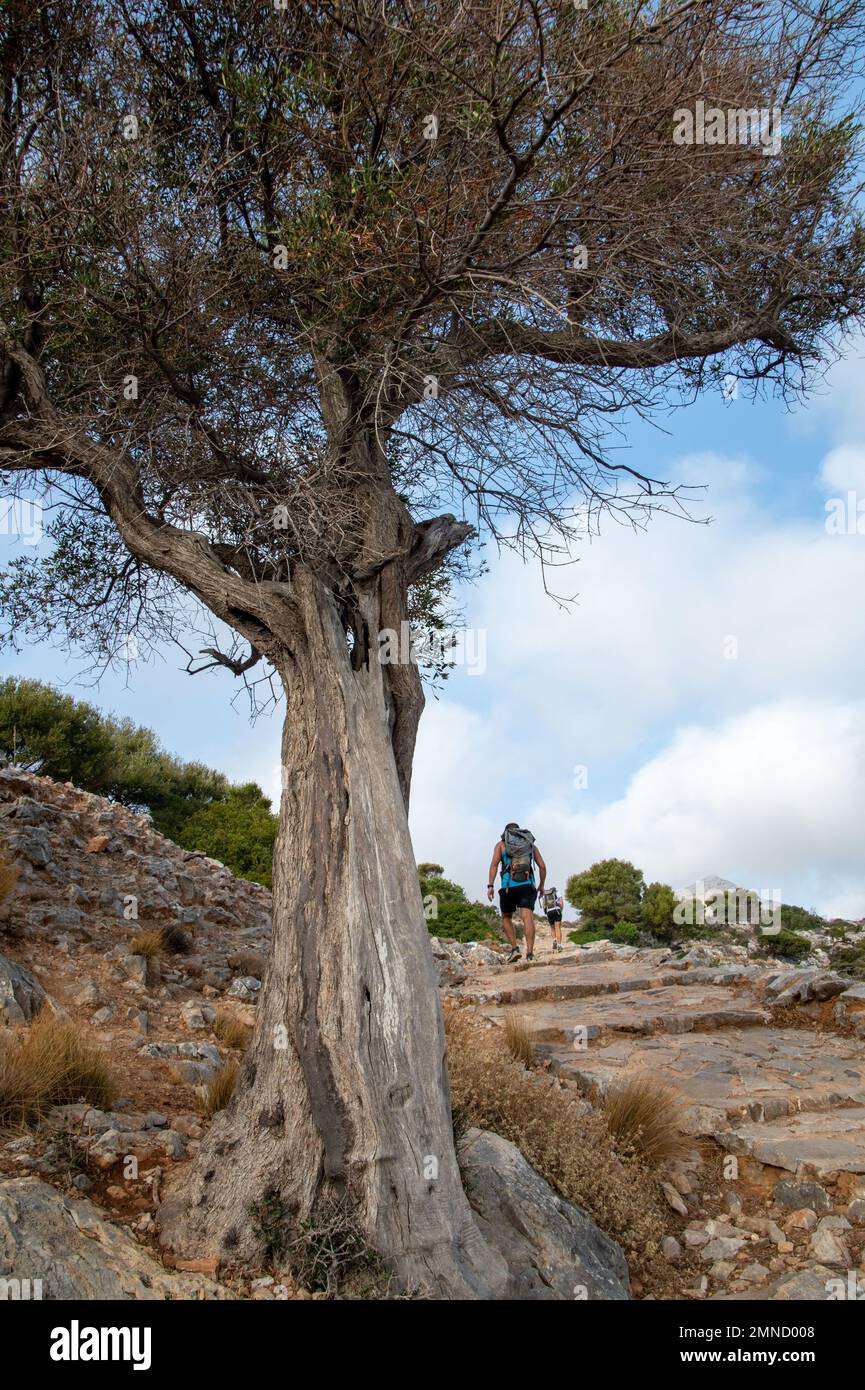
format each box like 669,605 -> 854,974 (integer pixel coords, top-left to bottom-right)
565,859 -> 644,932
611,921 -> 640,944
775,903 -> 826,935
0,678 -> 277,886
764,929 -> 813,961
419,869 -> 499,941
640,882 -> 678,941
176,787 -> 277,888
829,943 -> 865,979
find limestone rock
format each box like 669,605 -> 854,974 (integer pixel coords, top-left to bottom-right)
227,976 -> 261,1002
0,1176 -> 227,1299
773,1179 -> 831,1213
458,1128 -> 630,1300
0,953 -> 46,1024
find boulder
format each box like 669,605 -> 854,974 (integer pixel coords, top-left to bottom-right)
766,969 -> 851,1006
773,1179 -> 832,1214
227,976 -> 261,1002
0,953 -> 46,1024
0,1177 -> 227,1299
180,1001 -> 215,1031
458,1127 -> 630,1300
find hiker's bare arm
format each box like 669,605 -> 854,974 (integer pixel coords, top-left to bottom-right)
533,846 -> 546,892
487,843 -> 502,900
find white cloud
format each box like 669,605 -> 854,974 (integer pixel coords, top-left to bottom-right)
409,447 -> 865,918
527,699 -> 865,917
412,696 -> 865,919
819,444 -> 865,495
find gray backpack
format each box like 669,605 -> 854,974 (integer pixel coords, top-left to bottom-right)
502,827 -> 535,884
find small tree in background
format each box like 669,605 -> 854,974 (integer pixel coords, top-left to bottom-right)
641,881 -> 679,942
418,867 -> 499,942
566,858 -> 645,932
176,786 -> 278,888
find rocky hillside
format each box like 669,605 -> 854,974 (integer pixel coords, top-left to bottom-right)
0,768 -> 628,1301
2,764 -> 865,1303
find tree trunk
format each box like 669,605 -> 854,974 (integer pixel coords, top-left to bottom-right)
157,567 -> 506,1298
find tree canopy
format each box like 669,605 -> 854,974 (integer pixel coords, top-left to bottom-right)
1,0 -> 863,715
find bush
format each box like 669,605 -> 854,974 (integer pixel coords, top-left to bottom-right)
611,921 -> 640,944
203,1059 -> 239,1117
0,678 -> 277,886
640,882 -> 678,942
764,929 -> 813,961
502,1012 -> 535,1068
419,869 -> 499,941
775,903 -> 826,935
565,859 -> 644,932
129,929 -> 166,959
829,943 -> 865,979
213,1010 -> 251,1050
176,788 -> 277,888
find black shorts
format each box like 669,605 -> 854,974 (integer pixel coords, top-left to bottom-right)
546,910 -> 563,924
500,884 -> 537,915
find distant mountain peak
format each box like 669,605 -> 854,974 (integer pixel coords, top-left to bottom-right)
675,874 -> 754,899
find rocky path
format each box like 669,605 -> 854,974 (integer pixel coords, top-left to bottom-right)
440,936 -> 865,1298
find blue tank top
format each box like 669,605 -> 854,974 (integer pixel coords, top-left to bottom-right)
501,845 -> 535,891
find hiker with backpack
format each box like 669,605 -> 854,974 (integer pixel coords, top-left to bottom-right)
542,887 -> 565,953
486,823 -> 547,964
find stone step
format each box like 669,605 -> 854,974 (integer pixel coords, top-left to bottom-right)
542,1027 -> 865,1135
462,958 -> 758,1009
483,983 -> 770,1042
717,1106 -> 865,1180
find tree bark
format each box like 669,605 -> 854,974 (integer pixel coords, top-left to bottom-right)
157,566 -> 506,1298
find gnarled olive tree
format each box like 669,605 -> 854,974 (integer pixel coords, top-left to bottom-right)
1,0 -> 863,1295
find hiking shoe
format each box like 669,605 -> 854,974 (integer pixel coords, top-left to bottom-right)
526,952 -> 535,962
553,942 -> 563,953
507,948 -> 521,964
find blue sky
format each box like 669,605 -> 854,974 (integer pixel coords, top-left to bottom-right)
3,343 -> 865,917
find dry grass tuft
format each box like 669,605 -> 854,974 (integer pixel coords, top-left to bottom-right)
213,1010 -> 251,1050
600,1076 -> 689,1169
129,929 -> 165,959
444,1003 -> 665,1274
502,1011 -> 536,1068
227,950 -> 266,978
0,1013 -> 117,1131
204,1059 -> 239,1117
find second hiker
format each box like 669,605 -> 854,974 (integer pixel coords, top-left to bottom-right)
486,822 -> 547,964
542,886 -> 565,953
